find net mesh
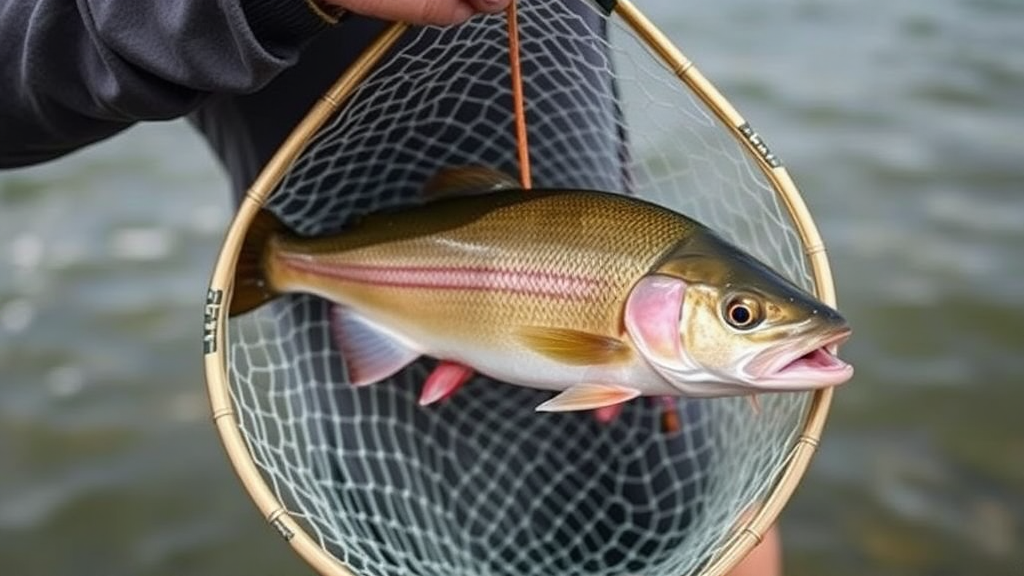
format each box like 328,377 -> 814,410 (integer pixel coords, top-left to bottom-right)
225,2 -> 817,575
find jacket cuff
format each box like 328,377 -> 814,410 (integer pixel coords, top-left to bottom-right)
242,0 -> 336,50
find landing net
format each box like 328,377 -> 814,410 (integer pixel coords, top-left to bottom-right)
207,2 -> 836,575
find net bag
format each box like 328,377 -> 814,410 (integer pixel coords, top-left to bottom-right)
204,2 -> 842,575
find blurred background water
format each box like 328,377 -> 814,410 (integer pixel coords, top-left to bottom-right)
1,0 -> 1021,575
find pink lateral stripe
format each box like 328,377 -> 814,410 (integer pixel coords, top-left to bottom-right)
280,255 -> 604,300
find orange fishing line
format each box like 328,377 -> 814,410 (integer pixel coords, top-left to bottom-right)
506,1 -> 531,189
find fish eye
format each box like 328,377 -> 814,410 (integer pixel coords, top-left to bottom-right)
724,295 -> 763,330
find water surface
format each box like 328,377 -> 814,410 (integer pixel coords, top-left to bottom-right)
1,0 -> 1021,574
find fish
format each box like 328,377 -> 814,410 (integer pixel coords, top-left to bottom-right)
231,166 -> 853,413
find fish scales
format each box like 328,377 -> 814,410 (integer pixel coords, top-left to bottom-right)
268,191 -> 693,349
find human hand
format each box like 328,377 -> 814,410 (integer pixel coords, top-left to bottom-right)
324,0 -> 512,26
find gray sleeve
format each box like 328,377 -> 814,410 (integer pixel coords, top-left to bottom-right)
0,0 -> 332,168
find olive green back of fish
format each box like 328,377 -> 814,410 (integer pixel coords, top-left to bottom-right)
265,190 -> 698,344
286,190 -> 695,259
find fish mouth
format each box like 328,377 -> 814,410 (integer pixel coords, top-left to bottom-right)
749,329 -> 853,390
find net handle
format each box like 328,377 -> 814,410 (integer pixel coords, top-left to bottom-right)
609,1 -> 838,574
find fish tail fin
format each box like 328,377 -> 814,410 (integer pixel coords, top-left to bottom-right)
230,209 -> 286,316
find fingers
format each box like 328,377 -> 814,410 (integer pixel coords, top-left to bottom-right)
724,525 -> 782,576
425,0 -> 512,24
466,0 -> 512,16
328,0 -> 512,26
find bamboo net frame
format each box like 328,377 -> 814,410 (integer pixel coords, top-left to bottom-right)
203,2 -> 839,575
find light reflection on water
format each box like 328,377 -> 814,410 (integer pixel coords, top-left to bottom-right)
1,0 -> 1022,575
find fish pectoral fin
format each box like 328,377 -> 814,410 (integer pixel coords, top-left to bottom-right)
330,305 -> 420,387
536,383 -> 641,412
422,166 -> 521,201
515,326 -> 631,365
419,361 -> 475,406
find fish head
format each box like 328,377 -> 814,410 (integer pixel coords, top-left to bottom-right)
624,231 -> 853,397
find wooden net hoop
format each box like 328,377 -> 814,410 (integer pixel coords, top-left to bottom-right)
204,4 -> 838,575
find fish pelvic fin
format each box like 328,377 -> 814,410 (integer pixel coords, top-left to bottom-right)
419,361 -> 475,406
536,383 -> 641,412
515,326 -> 632,366
422,166 -> 521,201
593,403 -> 625,425
658,396 -> 682,434
230,209 -> 287,316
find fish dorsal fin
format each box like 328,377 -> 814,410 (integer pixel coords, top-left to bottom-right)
515,327 -> 632,365
535,383 -> 641,412
330,305 -> 420,387
423,166 -> 521,201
